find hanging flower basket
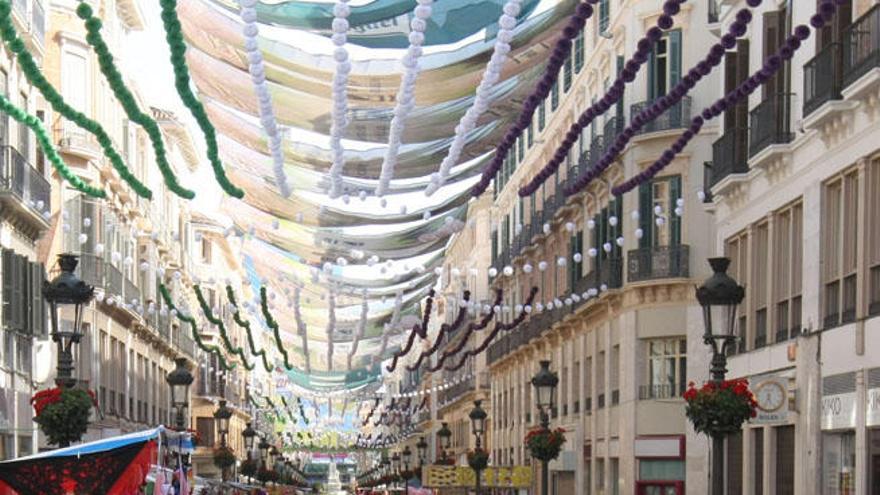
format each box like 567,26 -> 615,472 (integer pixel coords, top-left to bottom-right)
213,446 -> 236,469
466,448 -> 489,471
240,458 -> 258,477
524,427 -> 567,462
31,387 -> 97,446
684,378 -> 757,438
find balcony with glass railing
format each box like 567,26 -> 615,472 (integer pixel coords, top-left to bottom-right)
804,42 -> 843,116
627,245 -> 690,283
843,5 -> 880,89
631,96 -> 691,136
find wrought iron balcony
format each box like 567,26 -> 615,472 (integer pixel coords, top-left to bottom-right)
76,253 -> 106,290
440,375 -> 475,405
631,96 -> 691,136
603,115 -> 625,140
0,145 -> 50,222
804,42 -> 843,116
627,245 -> 690,283
843,5 -> 880,88
709,127 -> 748,188
749,93 -> 794,157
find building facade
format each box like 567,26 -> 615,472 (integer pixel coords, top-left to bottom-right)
484,1 -> 720,494
0,0 -> 48,460
698,0 -> 880,494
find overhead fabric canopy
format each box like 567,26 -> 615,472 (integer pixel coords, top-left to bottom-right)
177,0 -> 576,386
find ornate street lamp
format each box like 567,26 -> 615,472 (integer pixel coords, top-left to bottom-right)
214,400 -> 232,446
416,436 -> 428,467
270,445 -> 281,468
697,257 -> 745,495
166,357 -> 194,430
469,400 -> 488,495
391,452 -> 400,474
402,446 -> 412,472
531,361 -> 558,495
242,422 -> 257,458
437,422 -> 452,461
43,254 -> 94,389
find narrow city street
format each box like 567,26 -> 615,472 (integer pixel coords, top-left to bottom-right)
0,0 -> 877,494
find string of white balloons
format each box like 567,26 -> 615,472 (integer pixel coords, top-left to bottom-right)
237,0 -> 290,197
327,0 -> 352,198
425,0 -> 523,196
375,0 -> 434,197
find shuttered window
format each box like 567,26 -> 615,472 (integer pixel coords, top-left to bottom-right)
776,425 -> 795,495
774,202 -> 803,342
638,175 -> 681,248
727,431 -> 744,493
575,30 -> 585,72
822,168 -> 859,327
868,159 -> 880,315
1,250 -> 46,337
647,31 -> 681,100
753,222 -> 770,348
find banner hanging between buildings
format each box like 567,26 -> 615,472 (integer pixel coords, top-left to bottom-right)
422,465 -> 532,488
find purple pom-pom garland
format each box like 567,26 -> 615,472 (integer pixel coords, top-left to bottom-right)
563,6 -> 758,197
516,0 -> 690,198
612,18 -> 825,196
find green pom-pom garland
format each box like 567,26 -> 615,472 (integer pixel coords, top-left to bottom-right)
76,3 -> 195,199
0,1 -> 151,199
159,284 -> 235,371
259,286 -> 293,370
0,94 -> 105,198
225,285 -> 273,372
193,285 -> 255,370
157,0 -> 245,199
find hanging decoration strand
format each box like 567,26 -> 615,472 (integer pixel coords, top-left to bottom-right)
426,0 -> 524,196
0,2 -> 151,198
225,286 -> 273,372
385,289 -> 439,372
565,5 -> 757,196
519,0 -> 689,197
470,0 -> 596,197
0,94 -> 105,198
158,0 -> 245,198
346,294 -> 370,371
405,289 -> 484,372
375,0 -> 433,197
260,286 -> 294,370
237,0 -> 290,197
613,21 -> 813,195
76,3 -> 194,199
193,285 -> 255,370
158,284 -> 235,371
293,287 -> 311,373
326,0 -> 352,198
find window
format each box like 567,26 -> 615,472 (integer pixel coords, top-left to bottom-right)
753,222 -> 769,348
610,458 -> 619,495
551,80 -> 559,110
868,159 -> 880,315
584,356 -> 592,413
61,50 -> 88,116
776,425 -> 795,495
647,31 -> 681,100
774,203 -> 803,341
597,458 -> 605,495
597,351 -> 605,408
644,338 -> 687,399
726,232 -> 749,354
638,176 -> 682,248
822,431 -> 856,495
18,93 -> 28,160
563,56 -> 573,92
726,431 -> 743,493
539,100 -> 546,131
0,70 -> 7,145
599,0 -> 609,33
610,345 -> 619,405
822,168 -> 859,327
196,416 -> 216,448
754,428 -> 764,495
575,30 -> 585,72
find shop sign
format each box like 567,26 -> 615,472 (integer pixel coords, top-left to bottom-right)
866,387 -> 880,426
422,465 -> 532,488
821,392 -> 857,430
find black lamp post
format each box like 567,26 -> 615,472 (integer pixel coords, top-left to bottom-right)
416,436 -> 428,467
402,445 -> 412,472
214,400 -> 232,446
469,400 -> 488,495
242,422 -> 257,460
437,422 -> 452,462
531,360 -> 558,495
697,258 -> 745,495
43,253 -> 95,389
166,358 -> 194,431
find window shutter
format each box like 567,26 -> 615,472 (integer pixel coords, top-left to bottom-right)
670,176 -> 682,246
724,49 -> 739,131
735,40 -> 750,132
647,42 -> 657,101
2,249 -> 12,328
616,56 -> 626,118
669,30 -> 682,86
13,254 -> 26,332
639,182 -> 653,249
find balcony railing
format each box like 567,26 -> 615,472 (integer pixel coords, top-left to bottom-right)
627,245 -> 690,283
709,127 -> 748,188
76,253 -> 106,290
749,93 -> 794,157
0,145 -> 50,216
631,96 -> 691,135
440,376 -> 475,405
843,5 -> 880,88
804,42 -> 843,116
638,383 -> 683,400
603,115 -> 625,140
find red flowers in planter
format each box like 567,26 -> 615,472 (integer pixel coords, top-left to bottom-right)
524,427 -> 567,461
31,387 -> 98,446
684,378 -> 757,438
